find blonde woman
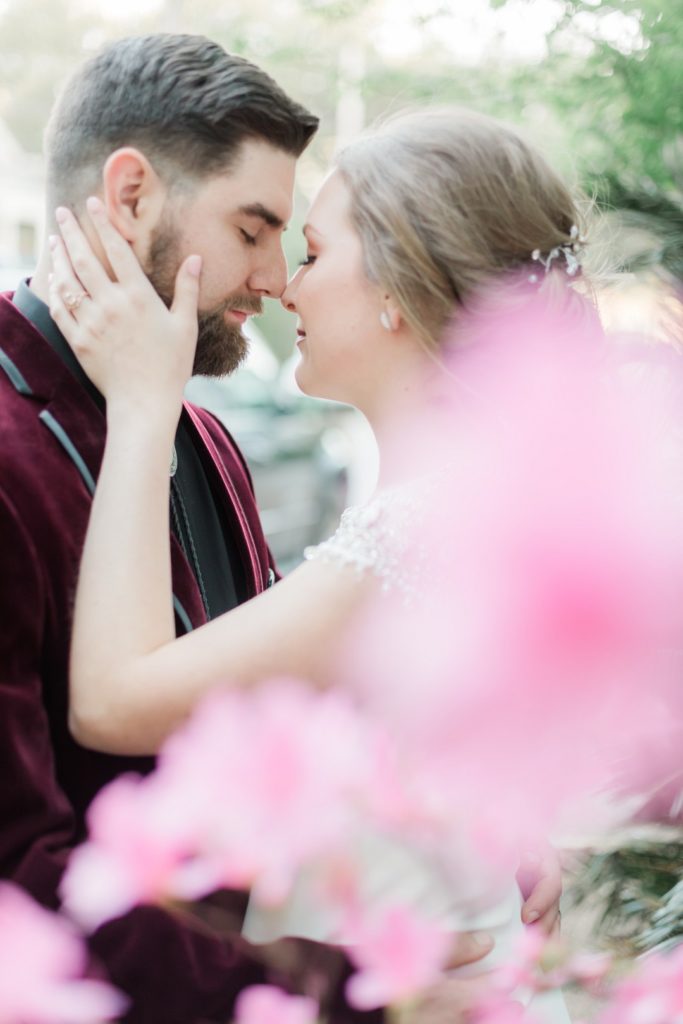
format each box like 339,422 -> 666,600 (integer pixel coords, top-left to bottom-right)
50,109 -> 579,1020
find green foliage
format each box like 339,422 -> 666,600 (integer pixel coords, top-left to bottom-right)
594,174 -> 683,278
549,0 -> 683,192
566,837 -> 683,955
299,0 -> 373,20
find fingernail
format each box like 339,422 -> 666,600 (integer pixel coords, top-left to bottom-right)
186,254 -> 202,277
48,234 -> 58,250
525,910 -> 540,924
473,931 -> 494,949
86,195 -> 103,214
55,207 -> 68,224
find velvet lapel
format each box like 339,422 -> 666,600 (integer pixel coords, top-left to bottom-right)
0,296 -> 207,633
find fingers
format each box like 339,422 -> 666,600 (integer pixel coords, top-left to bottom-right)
54,206 -> 110,297
47,235 -> 91,343
536,906 -> 562,938
520,851 -> 562,930
83,196 -> 151,288
170,254 -> 202,326
444,930 -> 494,970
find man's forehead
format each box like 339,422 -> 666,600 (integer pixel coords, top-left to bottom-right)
221,139 -> 296,219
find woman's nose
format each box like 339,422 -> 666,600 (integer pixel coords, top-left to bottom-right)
280,269 -> 301,312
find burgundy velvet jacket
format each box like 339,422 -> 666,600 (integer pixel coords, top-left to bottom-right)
0,294 -> 380,1024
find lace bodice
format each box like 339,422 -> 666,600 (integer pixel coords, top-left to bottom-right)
303,484 -> 426,603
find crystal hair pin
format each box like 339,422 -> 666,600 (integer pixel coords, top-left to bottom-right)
528,224 -> 585,283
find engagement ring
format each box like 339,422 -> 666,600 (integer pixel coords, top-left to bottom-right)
64,290 -> 88,312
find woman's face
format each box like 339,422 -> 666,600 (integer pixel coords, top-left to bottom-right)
281,170 -> 390,408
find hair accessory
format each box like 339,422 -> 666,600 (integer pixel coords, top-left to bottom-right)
530,224 -> 585,281
379,311 -> 392,331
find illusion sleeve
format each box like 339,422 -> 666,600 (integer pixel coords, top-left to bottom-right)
303,487 -> 425,604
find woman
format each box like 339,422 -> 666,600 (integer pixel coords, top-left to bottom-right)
51,108 -> 579,1019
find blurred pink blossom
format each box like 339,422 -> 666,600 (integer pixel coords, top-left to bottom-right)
63,681 -> 374,929
233,985 -> 318,1024
493,925 -> 611,996
61,771 -> 222,930
158,680 -> 372,905
345,905 -> 451,1010
0,882 -> 126,1023
470,996 -> 542,1023
343,292 -> 683,861
598,944 -> 683,1024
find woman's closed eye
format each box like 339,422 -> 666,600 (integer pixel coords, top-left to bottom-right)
299,255 -> 317,267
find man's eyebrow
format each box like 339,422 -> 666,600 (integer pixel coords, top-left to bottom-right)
237,203 -> 285,229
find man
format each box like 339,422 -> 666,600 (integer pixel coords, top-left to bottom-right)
0,33 -> 558,1023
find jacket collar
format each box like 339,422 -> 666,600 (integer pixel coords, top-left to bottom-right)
0,292 -> 208,631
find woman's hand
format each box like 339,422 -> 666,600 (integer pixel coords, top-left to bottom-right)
48,196 -> 201,424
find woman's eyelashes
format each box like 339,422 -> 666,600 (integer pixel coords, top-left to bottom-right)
298,254 -> 317,267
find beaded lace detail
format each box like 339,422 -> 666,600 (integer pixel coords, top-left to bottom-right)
304,484 -> 426,603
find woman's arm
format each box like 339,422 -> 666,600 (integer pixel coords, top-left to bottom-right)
49,200 -> 371,757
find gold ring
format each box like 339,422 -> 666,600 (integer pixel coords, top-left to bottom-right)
64,290 -> 88,312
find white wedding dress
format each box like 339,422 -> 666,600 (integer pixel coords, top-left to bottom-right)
244,486 -> 572,1022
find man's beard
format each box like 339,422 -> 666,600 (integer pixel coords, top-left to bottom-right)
146,216 -> 262,378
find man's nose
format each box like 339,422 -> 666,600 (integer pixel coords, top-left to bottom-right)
249,248 -> 288,299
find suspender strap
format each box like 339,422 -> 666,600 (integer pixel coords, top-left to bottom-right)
184,404 -> 264,594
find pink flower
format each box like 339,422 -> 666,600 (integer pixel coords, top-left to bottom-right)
471,995 -> 543,1024
0,882 -> 126,1023
599,944 -> 683,1024
63,681 -> 376,930
158,681 -> 372,905
233,986 -> 318,1024
61,772 -> 222,930
495,927 -> 550,991
493,926 -> 611,996
342,293 -> 683,860
345,905 -> 451,1010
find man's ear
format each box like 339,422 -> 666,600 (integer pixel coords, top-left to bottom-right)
101,147 -> 166,243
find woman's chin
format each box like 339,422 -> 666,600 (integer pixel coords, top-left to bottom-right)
294,362 -> 347,405
293,362 -> 320,399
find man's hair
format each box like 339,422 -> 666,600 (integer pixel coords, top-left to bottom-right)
45,33 -> 319,207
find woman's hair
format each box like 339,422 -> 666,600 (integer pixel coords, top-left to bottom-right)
336,108 -> 587,350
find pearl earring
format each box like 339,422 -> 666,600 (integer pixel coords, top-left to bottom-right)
379,312 -> 391,331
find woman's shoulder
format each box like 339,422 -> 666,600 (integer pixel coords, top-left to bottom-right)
304,481 -> 429,601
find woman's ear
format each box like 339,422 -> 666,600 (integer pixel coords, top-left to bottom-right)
101,148 -> 166,243
384,294 -> 403,333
